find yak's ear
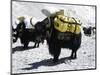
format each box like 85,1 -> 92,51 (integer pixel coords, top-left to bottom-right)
41,9 -> 51,17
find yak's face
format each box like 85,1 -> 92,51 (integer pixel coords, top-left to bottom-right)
12,22 -> 25,43
16,22 -> 26,37
35,21 -> 47,37
34,17 -> 56,43
35,17 -> 53,37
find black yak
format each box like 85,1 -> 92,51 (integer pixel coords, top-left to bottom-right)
83,26 -> 96,36
83,26 -> 92,36
12,20 -> 43,48
35,15 -> 82,63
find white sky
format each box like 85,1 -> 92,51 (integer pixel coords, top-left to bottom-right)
12,1 -> 96,27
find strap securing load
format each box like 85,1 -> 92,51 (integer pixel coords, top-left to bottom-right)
54,15 -> 81,34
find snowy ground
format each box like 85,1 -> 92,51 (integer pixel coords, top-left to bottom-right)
11,1 -> 96,74
12,34 -> 96,74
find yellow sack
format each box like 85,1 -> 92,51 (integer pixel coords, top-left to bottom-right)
17,16 -> 25,22
54,15 -> 81,34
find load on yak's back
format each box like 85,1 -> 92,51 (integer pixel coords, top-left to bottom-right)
54,15 -> 81,34
53,9 -> 82,34
42,9 -> 82,34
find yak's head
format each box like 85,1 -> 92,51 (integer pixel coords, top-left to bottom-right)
34,17 -> 54,41
34,21 -> 46,43
12,22 -> 26,43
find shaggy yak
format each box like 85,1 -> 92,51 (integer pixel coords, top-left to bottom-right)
83,26 -> 96,36
83,26 -> 92,36
35,16 -> 82,63
12,21 -> 43,48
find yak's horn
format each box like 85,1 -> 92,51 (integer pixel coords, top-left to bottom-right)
30,17 -> 35,27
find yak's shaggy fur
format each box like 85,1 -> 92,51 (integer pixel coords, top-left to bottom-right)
35,17 -> 82,63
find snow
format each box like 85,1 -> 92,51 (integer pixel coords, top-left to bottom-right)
12,1 -> 96,74
12,35 -> 95,74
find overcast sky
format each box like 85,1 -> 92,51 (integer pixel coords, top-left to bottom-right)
12,1 -> 96,27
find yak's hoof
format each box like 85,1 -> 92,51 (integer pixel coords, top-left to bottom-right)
70,56 -> 77,59
53,59 -> 58,63
23,46 -> 28,49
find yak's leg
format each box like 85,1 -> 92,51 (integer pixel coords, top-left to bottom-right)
23,42 -> 29,48
70,36 -> 81,59
53,47 -> 61,63
70,49 -> 77,59
48,40 -> 61,63
13,34 -> 18,43
36,42 -> 39,48
33,43 -> 37,48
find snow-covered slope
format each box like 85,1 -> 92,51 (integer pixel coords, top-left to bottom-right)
12,1 -> 96,74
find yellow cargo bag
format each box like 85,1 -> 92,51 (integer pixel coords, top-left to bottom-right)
54,15 -> 81,34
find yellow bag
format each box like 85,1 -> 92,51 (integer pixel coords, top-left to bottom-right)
54,15 -> 81,34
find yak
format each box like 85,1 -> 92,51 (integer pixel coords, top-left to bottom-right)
12,21 -> 43,48
83,26 -> 92,36
83,26 -> 96,36
35,16 -> 82,63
